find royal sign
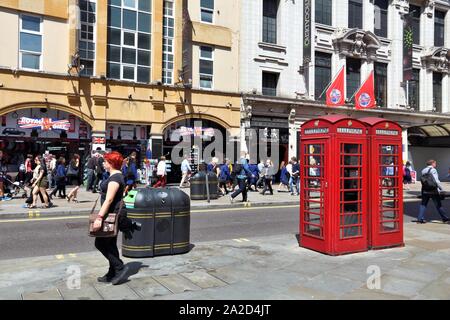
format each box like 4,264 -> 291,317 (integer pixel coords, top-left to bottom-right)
18,117 -> 71,131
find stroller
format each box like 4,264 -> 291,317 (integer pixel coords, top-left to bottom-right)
0,171 -> 28,199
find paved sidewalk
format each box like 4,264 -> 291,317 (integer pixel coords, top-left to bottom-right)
1,182 -> 446,220
0,221 -> 449,300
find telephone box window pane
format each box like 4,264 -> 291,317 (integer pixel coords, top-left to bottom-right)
344,168 -> 359,178
305,224 -> 322,237
341,226 -> 361,238
343,144 -> 360,154
305,213 -> 321,223
382,222 -> 398,232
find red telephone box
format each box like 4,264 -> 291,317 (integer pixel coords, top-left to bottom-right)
360,117 -> 404,250
299,115 -> 369,255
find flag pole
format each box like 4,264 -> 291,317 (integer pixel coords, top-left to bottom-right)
317,66 -> 344,100
347,70 -> 373,103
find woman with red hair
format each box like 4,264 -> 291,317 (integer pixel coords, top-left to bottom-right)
92,151 -> 141,285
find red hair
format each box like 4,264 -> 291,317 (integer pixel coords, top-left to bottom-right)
104,151 -> 124,170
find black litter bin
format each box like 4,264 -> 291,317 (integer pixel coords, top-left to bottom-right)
122,187 -> 190,258
190,171 -> 218,200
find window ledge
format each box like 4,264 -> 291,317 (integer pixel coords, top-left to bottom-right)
258,42 -> 287,53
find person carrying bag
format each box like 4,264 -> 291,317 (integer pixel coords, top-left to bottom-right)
91,151 -> 141,285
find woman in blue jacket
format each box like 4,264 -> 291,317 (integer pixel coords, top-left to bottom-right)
122,157 -> 138,196
49,157 -> 67,199
219,159 -> 231,195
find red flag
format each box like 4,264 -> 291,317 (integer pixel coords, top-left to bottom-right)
326,67 -> 345,107
355,71 -> 376,110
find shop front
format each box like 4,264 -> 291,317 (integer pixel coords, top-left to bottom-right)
249,116 -> 289,169
0,108 -> 91,171
162,118 -> 232,184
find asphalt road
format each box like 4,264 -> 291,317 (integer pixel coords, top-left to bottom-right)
0,199 -> 448,261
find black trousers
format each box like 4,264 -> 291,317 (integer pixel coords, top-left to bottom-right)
231,178 -> 248,202
95,236 -> 124,274
50,178 -> 66,198
262,178 -> 273,195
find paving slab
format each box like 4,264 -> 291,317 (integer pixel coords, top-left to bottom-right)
153,274 -> 202,294
22,288 -> 62,300
94,283 -> 141,300
379,275 -> 429,298
180,270 -> 228,289
300,273 -> 365,297
127,277 -> 173,299
58,284 -> 103,300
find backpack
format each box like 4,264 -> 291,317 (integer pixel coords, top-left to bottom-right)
421,168 -> 438,191
232,163 -> 242,175
404,166 -> 411,178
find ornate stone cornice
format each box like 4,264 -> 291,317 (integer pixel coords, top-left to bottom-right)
421,48 -> 450,74
332,29 -> 381,62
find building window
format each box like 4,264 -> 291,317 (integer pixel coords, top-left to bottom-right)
433,72 -> 442,112
348,0 -> 363,29
19,15 -> 42,70
162,0 -> 174,85
199,46 -> 213,89
79,0 -> 97,76
374,0 -> 388,38
200,0 -> 214,23
435,10 -> 446,47
262,72 -> 279,96
263,0 -> 278,44
410,5 -> 421,45
314,52 -> 331,101
407,69 -> 420,111
107,0 -> 152,83
374,62 -> 388,108
346,58 -> 361,101
315,0 -> 332,26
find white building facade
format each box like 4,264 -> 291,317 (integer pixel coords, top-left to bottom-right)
239,0 -> 450,173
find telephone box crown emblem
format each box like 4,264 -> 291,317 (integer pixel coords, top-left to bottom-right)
385,123 -> 390,128
348,120 -> 353,126
314,120 -> 319,127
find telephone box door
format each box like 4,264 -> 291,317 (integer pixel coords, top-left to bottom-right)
372,142 -> 403,248
300,139 -> 329,253
333,139 -> 368,254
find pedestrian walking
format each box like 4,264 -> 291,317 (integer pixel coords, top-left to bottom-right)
49,157 -> 67,199
403,161 -> 412,190
0,150 -> 9,201
85,152 -> 98,191
24,154 -> 33,186
153,156 -> 167,188
93,151 -> 141,285
255,160 -> 265,190
49,155 -> 57,189
93,152 -> 105,193
260,159 -> 274,196
277,161 -> 290,192
29,156 -> 50,208
417,159 -> 449,224
179,155 -> 192,188
66,154 -> 81,203
289,157 -> 300,196
219,159 -> 232,195
230,152 -> 254,203
122,157 -> 137,196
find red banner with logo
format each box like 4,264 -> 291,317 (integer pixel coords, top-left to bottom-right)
355,71 -> 376,110
326,67 -> 345,107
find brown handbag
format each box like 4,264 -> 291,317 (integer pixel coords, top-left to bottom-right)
88,198 -> 123,238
